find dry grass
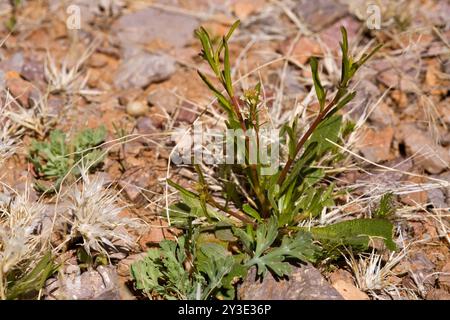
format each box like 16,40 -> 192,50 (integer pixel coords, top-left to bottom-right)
3,91 -> 56,138
44,41 -> 99,95
0,186 -> 50,299
345,248 -> 407,294
58,171 -> 142,256
0,104 -> 17,164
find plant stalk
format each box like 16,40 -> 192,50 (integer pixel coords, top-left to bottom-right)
229,95 -> 270,218
277,90 -> 344,186
207,196 -> 256,226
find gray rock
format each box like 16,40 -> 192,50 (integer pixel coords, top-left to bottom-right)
45,265 -> 121,300
114,52 -> 175,89
52,0 -> 124,25
407,252 -> 436,290
438,172 -> 450,206
373,57 -> 419,93
21,58 -> 45,84
112,7 -> 199,56
136,116 -> 157,135
238,265 -> 343,300
0,52 -> 24,73
369,102 -> 398,127
427,188 -> 446,209
355,158 -> 413,195
293,0 -> 348,32
147,88 -> 179,114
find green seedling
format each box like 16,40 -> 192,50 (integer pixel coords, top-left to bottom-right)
28,126 -> 106,192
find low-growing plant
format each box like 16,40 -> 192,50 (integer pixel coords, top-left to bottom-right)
132,21 -> 394,299
132,230 -> 240,300
62,172 -> 142,258
0,194 -> 56,300
5,0 -> 21,32
28,126 -> 106,192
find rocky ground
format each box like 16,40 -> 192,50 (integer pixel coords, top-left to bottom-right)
0,0 -> 449,300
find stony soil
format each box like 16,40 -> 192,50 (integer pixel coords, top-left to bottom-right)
0,0 -> 448,300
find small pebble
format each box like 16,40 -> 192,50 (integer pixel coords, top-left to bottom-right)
126,101 -> 148,117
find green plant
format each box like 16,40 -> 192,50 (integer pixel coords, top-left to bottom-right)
132,218 -> 319,300
29,126 -> 106,192
5,252 -> 56,300
132,21 -> 394,300
132,231 -> 241,300
0,194 -> 56,300
5,0 -> 21,32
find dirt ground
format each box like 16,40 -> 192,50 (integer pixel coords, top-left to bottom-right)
0,0 -> 449,300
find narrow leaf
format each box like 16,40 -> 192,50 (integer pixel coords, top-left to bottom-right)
242,204 -> 262,222
308,218 -> 396,251
222,37 -> 233,96
197,71 -> 233,114
310,57 -> 326,110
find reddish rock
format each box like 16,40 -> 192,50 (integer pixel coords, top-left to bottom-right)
21,58 -> 45,84
232,0 -> 266,20
280,37 -> 322,65
5,71 -> 38,108
117,253 -> 147,277
148,106 -> 168,129
426,288 -> 450,300
176,102 -> 198,124
329,269 -> 354,284
320,16 -> 360,50
147,88 -> 179,115
332,280 -> 369,300
357,127 -> 395,163
329,269 -> 370,300
138,219 -> 176,250
438,262 -> 450,292
369,102 -> 398,127
400,176 -> 428,206
391,90 -> 408,108
399,124 -> 450,174
373,57 -> 418,92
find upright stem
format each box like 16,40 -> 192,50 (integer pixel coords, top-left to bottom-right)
207,197 -> 256,226
229,95 -> 270,218
277,91 -> 344,186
